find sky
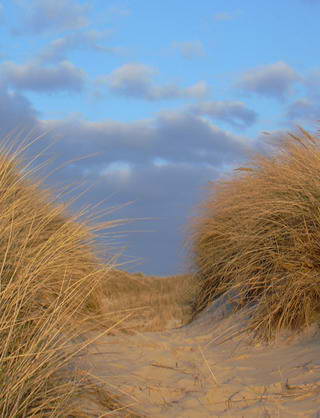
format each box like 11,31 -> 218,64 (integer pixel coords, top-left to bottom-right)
0,0 -> 320,276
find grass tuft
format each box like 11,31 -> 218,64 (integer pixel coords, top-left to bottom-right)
0,129 -> 140,417
185,125 -> 320,341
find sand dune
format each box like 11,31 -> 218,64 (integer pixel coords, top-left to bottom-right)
75,291 -> 320,417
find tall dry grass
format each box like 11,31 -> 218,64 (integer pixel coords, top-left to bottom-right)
100,269 -> 197,333
0,130 -> 141,417
186,126 -> 320,341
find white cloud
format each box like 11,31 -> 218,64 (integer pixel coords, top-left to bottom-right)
236,61 -> 301,101
14,0 -> 90,34
286,98 -> 320,122
187,100 -> 257,128
99,63 -> 210,101
1,60 -> 86,93
37,30 -> 125,64
100,161 -> 132,183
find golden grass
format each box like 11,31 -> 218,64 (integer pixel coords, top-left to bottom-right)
0,127 -> 200,417
100,269 -> 197,334
185,125 -> 320,341
0,129 -> 144,417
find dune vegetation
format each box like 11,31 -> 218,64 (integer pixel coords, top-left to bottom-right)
100,269 -> 197,334
0,130 -> 140,417
185,126 -> 320,341
3,123 -> 320,416
0,129 -> 198,417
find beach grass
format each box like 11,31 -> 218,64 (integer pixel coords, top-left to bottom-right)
185,125 -> 320,341
0,129 -> 145,417
100,269 -> 197,334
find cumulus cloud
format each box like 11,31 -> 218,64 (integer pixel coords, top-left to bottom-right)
1,60 -> 86,93
36,30 -> 125,64
171,41 -> 206,60
14,0 -> 90,34
187,100 -> 258,129
285,98 -> 320,122
302,69 -> 320,99
181,81 -> 210,99
98,63 -> 210,101
33,110 -> 254,172
0,81 -> 39,136
235,61 -> 301,101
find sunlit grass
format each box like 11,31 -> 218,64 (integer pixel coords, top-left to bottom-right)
185,125 -> 320,341
0,129 -> 143,417
101,269 -> 197,334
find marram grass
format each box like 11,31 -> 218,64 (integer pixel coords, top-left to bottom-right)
186,126 -> 320,341
0,129 -> 141,417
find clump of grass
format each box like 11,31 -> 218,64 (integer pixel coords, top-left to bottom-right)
186,126 -> 320,341
0,129 -> 141,417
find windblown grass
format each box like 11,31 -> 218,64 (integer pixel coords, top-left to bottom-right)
0,130 -> 141,417
186,126 -> 320,341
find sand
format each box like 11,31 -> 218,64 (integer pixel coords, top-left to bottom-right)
75,292 -> 320,417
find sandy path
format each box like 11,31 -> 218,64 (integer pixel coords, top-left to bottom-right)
75,293 -> 320,417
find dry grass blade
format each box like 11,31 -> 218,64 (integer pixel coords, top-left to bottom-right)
198,345 -> 219,386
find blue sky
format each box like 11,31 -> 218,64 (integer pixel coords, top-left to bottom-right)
0,0 -> 320,275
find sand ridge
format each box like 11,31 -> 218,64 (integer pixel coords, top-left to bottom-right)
75,292 -> 320,417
